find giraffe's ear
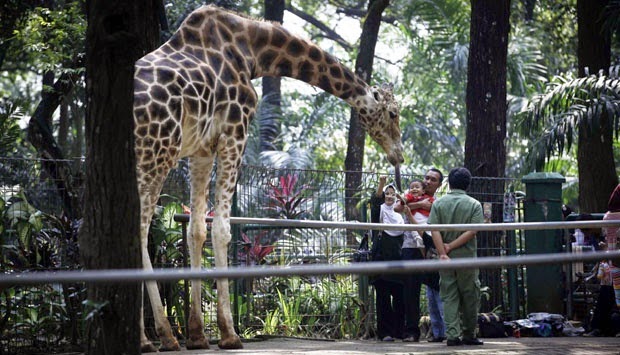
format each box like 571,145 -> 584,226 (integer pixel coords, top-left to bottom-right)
380,82 -> 394,92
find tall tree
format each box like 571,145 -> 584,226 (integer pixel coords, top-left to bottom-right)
464,0 -> 510,178
464,0 -> 510,312
26,64 -> 83,219
20,2 -> 88,219
79,1 -> 159,353
344,0 -> 390,232
261,0 -> 285,151
576,0 -> 616,213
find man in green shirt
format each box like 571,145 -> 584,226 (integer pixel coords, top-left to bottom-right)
427,167 -> 484,346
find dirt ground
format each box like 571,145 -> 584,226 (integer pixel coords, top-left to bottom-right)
163,335 -> 620,355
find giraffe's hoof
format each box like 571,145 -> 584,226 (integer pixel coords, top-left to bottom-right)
186,335 -> 210,350
218,335 -> 243,349
140,341 -> 158,353
158,337 -> 181,352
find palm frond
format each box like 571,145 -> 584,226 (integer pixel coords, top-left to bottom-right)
507,25 -> 548,96
517,72 -> 620,169
260,147 -> 314,170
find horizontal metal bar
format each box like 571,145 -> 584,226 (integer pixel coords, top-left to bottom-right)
3,250 -> 619,285
173,214 -> 620,232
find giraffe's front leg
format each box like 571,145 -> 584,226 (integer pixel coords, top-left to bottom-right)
212,215 -> 243,349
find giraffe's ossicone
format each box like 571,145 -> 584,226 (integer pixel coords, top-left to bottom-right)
134,4 -> 403,352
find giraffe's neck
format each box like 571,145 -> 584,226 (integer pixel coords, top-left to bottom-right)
171,6 -> 371,108
247,24 -> 370,107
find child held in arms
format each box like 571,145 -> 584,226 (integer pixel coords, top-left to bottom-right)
404,179 -> 435,224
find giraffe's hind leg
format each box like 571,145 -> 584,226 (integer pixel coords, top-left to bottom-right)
184,156 -> 215,350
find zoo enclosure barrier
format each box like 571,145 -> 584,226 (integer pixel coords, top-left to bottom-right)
0,157 -> 594,353
2,220 -> 620,353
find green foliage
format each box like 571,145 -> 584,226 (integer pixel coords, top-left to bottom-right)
0,190 -> 85,353
10,2 -> 85,72
7,286 -> 67,349
0,101 -> 26,157
260,307 -> 281,334
393,0 -> 471,172
150,200 -> 185,265
507,26 -> 548,96
253,275 -> 363,339
1,188 -> 82,270
272,91 -> 349,170
276,288 -> 302,336
517,72 -> 620,170
2,191 -> 47,268
528,0 -> 577,76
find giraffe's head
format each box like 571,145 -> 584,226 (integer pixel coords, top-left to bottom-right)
359,83 -> 404,168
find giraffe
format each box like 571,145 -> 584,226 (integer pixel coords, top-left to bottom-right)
133,5 -> 404,352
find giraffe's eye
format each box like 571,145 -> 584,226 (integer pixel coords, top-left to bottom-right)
389,111 -> 397,120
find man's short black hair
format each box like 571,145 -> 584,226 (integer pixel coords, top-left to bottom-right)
448,167 -> 471,190
427,167 -> 444,182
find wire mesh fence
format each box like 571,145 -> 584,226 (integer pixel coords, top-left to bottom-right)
0,157 -> 526,353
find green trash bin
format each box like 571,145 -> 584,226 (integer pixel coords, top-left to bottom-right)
522,172 -> 565,314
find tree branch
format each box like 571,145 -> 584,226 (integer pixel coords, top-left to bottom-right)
335,7 -> 398,24
285,4 -> 352,52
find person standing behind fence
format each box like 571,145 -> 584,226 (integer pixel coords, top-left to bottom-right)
428,167 -> 484,346
603,184 -> 620,254
583,253 -> 620,337
398,168 -> 447,342
371,181 -> 406,341
603,183 -> 620,333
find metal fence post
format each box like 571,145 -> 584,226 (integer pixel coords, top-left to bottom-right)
504,185 -> 520,319
231,186 -> 241,332
358,200 -> 371,337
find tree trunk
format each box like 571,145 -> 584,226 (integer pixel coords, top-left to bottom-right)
42,71 -> 55,128
79,1 -> 158,353
261,0 -> 285,151
576,0 -> 617,213
464,0 -> 509,179
523,0 -> 536,21
344,0 -> 389,245
26,67 -> 82,219
464,0 -> 510,312
71,96 -> 85,158
59,98 -> 69,153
